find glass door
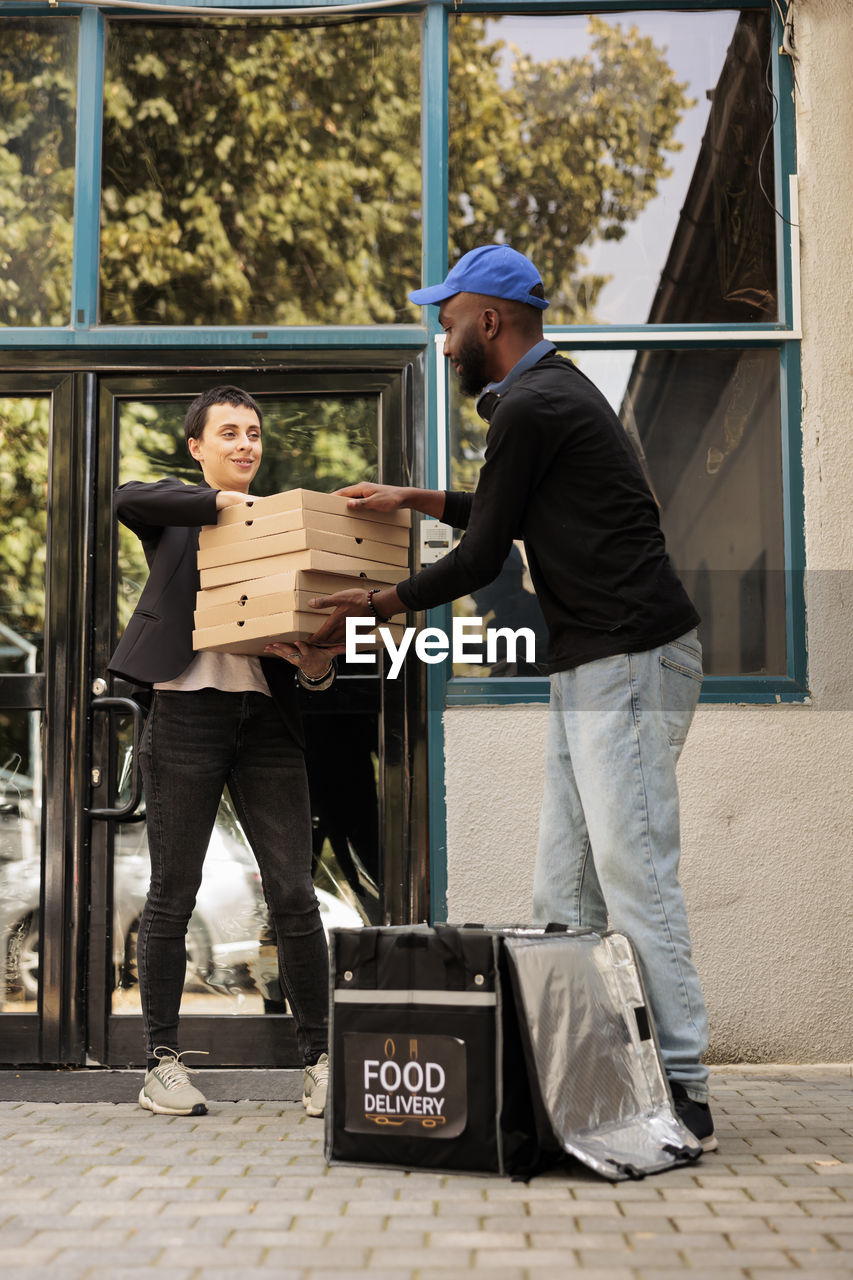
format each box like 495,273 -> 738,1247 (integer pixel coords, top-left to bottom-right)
0,374 -> 93,1065
0,384 -> 52,1059
87,367 -> 425,1068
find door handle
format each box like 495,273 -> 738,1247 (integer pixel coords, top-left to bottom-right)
88,695 -> 144,820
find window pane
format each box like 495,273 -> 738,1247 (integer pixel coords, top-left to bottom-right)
0,19 -> 77,327
448,347 -> 786,679
1,710 -> 43,1011
449,10 -> 777,325
0,397 -> 49,670
100,18 -> 422,326
603,346 -> 786,677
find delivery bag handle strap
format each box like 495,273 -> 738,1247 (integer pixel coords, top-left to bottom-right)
387,926 -> 465,990
432,922 -> 482,989
432,922 -> 469,964
337,927 -> 380,986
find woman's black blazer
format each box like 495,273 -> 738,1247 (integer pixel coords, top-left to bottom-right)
108,477 -> 303,747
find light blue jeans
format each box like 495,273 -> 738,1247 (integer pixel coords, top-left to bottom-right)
532,630 -> 709,1100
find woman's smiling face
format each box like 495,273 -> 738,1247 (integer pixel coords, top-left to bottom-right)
188,402 -> 262,493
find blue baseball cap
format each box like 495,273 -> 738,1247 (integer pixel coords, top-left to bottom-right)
408,244 -> 550,310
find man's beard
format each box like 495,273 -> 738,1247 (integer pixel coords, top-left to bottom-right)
456,334 -> 490,397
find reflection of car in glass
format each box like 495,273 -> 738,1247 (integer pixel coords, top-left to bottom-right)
1,766 -> 360,1003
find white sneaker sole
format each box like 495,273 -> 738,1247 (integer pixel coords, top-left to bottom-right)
302,1092 -> 324,1118
138,1087 -> 207,1117
700,1133 -> 719,1153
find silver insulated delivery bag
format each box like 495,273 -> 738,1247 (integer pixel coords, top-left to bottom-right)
326,924 -> 702,1180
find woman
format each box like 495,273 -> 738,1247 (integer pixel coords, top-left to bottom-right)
109,385 -> 331,1118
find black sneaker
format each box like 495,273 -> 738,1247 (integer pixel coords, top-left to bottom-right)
669,1081 -> 718,1152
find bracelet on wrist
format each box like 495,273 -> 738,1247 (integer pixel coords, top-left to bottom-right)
297,661 -> 335,690
366,588 -> 387,621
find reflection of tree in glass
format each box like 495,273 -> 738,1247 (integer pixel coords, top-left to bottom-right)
93,15 -> 687,328
446,15 -> 690,488
450,16 -> 692,325
117,398 -> 378,497
0,20 -> 77,327
257,398 -> 378,496
0,399 -> 49,651
100,16 -> 422,326
449,387 -> 488,497
1,16 -> 688,330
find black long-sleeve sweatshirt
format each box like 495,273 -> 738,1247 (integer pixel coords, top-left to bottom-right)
395,352 -> 698,673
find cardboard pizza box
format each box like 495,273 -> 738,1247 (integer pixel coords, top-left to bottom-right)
215,487 -> 411,531
193,570 -> 395,629
195,588 -> 328,630
195,566 -> 399,611
193,610 -> 405,655
198,507 -> 411,552
198,549 -> 403,593
197,526 -> 409,572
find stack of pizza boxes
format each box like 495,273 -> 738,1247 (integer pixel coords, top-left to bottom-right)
192,488 -> 410,655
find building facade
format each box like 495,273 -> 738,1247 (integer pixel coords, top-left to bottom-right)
0,0 -> 850,1070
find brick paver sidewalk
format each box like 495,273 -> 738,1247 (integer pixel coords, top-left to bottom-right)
1,1067 -> 850,1279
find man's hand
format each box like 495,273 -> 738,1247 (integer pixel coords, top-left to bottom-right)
334,482 -> 446,520
308,584 -> 405,647
335,482 -> 409,514
307,588 -> 372,647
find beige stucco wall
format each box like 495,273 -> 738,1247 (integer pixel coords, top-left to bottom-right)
441,0 -> 853,1064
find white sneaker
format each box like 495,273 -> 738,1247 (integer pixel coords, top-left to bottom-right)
138,1048 -> 208,1116
302,1052 -> 329,1117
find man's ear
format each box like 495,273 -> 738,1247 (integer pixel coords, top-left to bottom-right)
481,307 -> 502,341
187,436 -> 203,463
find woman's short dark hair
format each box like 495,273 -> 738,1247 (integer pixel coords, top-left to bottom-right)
184,386 -> 263,457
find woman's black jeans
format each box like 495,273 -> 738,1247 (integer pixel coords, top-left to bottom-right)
138,689 -> 329,1065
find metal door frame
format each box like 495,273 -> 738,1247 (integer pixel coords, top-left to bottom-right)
0,350 -> 429,1067
0,371 -> 95,1065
